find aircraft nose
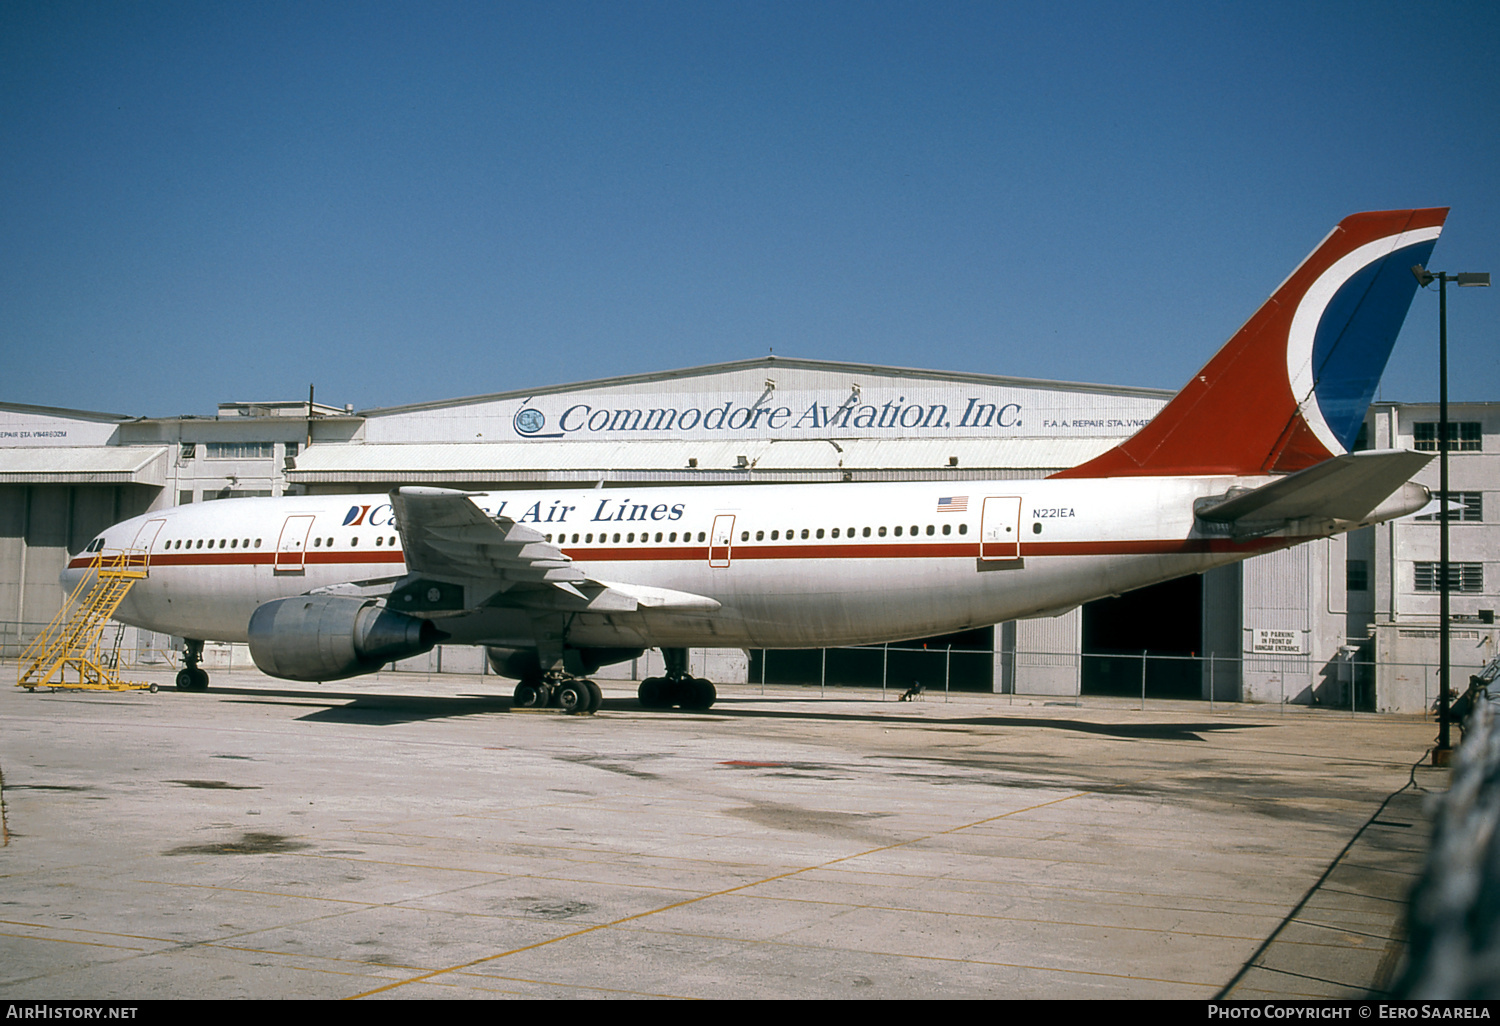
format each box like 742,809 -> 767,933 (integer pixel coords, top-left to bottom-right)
59,555 -> 86,592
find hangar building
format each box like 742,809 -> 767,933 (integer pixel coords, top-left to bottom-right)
3,357 -> 1495,712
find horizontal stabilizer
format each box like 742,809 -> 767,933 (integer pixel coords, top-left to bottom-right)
1195,449 -> 1431,528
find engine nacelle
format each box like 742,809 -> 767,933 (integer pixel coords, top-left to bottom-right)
248,595 -> 447,682
485,645 -> 643,680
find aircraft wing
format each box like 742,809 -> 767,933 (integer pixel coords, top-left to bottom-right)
392,486 -> 585,586
1195,449 -> 1432,536
387,486 -> 719,615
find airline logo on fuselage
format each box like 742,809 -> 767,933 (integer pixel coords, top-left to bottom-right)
343,504 -> 396,527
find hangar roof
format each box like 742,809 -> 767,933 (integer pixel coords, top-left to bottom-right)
357,356 -> 1171,416
0,446 -> 168,486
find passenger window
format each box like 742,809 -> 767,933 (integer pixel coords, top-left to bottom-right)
862,527 -> 871,537
942,524 -> 951,535
878,527 -> 887,537
926,525 -> 934,536
816,528 -> 824,539
756,530 -> 764,541
741,531 -> 749,542
230,539 -> 238,548
801,529 -> 809,540
771,530 -> 779,540
958,524 -> 968,534
894,526 -> 902,537
831,528 -> 839,538
697,532 -> 705,542
614,533 -> 621,543
376,536 -> 383,546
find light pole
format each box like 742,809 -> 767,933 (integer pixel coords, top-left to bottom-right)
1411,265 -> 1489,764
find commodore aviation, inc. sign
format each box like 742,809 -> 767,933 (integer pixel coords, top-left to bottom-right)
502,389 -> 1080,442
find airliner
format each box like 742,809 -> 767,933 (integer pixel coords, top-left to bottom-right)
66,209 -> 1447,713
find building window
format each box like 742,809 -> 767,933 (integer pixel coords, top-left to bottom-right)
205,442 -> 276,459
1414,562 -> 1484,593
180,443 -> 196,459
1414,422 -> 1482,452
1415,492 -> 1483,522
1346,560 -> 1369,592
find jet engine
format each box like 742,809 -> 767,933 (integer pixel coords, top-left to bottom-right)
485,645 -> 643,680
248,595 -> 447,682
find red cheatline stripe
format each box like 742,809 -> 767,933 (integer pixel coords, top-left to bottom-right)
68,534 -> 1304,572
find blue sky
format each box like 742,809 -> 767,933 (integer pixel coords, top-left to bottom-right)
2,0 -> 1496,417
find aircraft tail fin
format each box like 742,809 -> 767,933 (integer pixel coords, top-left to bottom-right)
1054,208 -> 1447,479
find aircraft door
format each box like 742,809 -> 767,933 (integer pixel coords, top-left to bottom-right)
979,497 -> 1022,561
709,514 -> 735,568
274,515 -> 316,573
129,519 -> 167,572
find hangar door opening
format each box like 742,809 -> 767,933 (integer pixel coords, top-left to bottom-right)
1081,575 -> 1202,698
750,627 -> 994,691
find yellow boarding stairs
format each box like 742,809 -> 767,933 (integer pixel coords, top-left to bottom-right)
16,549 -> 157,693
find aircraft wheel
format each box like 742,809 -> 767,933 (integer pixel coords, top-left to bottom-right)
556,681 -> 589,715
583,679 -> 603,713
638,677 -> 668,709
176,668 -> 209,691
681,677 -> 716,711
513,681 -> 546,708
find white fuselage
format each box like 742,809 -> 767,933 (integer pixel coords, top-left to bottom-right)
72,474 -> 1322,652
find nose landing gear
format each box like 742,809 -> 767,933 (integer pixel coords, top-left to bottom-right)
175,639 -> 210,691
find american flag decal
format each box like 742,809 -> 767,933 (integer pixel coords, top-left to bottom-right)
937,496 -> 968,512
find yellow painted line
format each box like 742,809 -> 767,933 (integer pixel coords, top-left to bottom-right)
346,788 -> 1101,999
0,929 -> 151,952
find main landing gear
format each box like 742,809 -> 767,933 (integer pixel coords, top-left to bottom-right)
175,639 -> 209,691
512,675 -> 603,715
637,647 -> 717,710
